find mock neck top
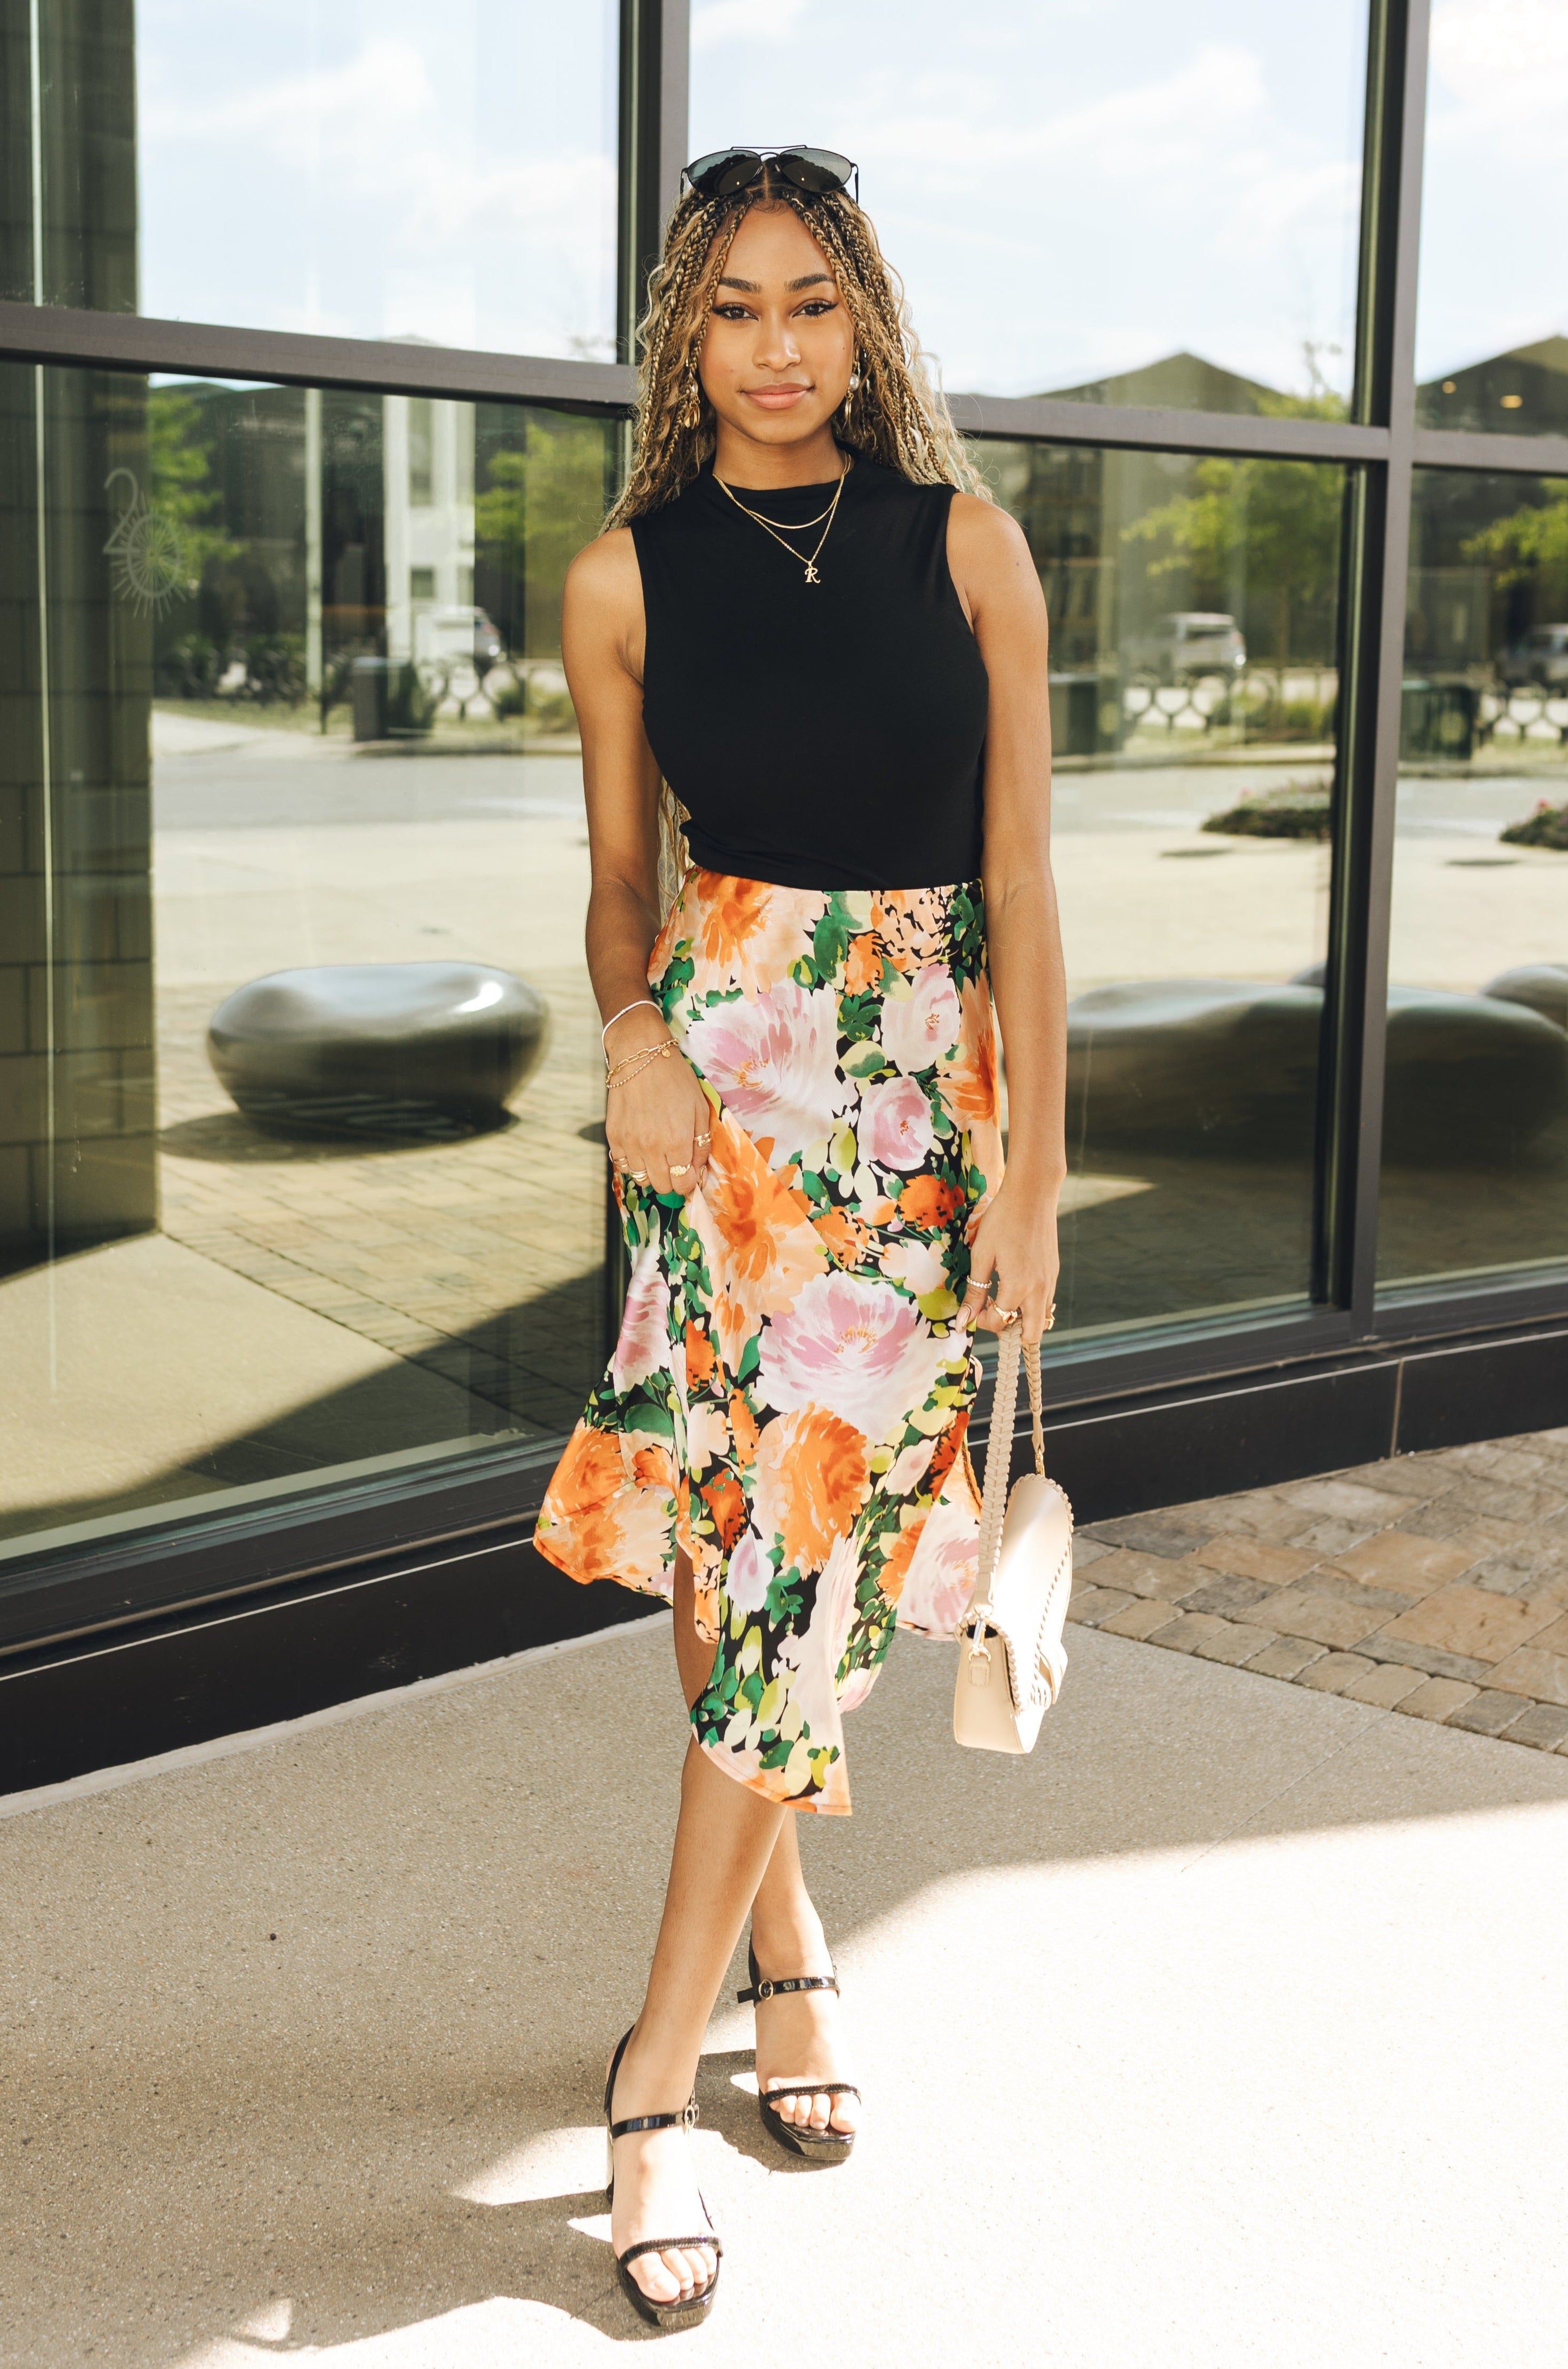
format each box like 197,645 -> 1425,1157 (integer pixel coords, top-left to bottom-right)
629,453 -> 989,892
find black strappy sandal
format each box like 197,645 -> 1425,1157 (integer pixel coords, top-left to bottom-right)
602,2026 -> 722,2332
738,1943 -> 859,2163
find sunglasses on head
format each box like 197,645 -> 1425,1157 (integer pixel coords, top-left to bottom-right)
683,146 -> 858,203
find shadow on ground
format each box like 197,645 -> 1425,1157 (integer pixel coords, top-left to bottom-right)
3,1612 -> 1565,2365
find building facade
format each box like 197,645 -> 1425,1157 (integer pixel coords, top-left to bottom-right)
3,0 -> 1566,1789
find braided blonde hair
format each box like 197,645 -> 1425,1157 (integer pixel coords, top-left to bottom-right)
607,166 -> 991,899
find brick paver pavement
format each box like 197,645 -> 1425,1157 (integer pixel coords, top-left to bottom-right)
157,971 -> 609,1441
1070,1430 -> 1568,1753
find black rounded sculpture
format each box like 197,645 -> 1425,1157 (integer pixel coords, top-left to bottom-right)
208,962 -> 549,1140
1480,963 -> 1568,1034
1067,977 -> 1568,1165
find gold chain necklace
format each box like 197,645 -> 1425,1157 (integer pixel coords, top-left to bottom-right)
715,455 -> 853,585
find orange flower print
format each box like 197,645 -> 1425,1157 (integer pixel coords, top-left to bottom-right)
700,1469 -> 747,1550
811,1206 -> 875,1268
546,1423 -> 624,1525
729,1391 -> 761,1472
537,1422 -> 672,1589
876,1508 -> 928,1605
752,1407 -> 871,1576
941,972 -> 999,1130
685,869 -> 819,997
685,1321 -> 716,1391
898,1174 -> 963,1230
688,1117 -> 827,1372
844,931 -> 883,994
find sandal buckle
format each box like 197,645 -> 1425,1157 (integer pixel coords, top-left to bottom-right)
756,1978 -> 775,2001
683,2098 -> 700,2130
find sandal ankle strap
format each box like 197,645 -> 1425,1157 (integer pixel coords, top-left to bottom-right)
737,1971 -> 839,2004
611,2100 -> 699,2140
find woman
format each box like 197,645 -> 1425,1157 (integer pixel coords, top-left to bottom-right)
535,145 -> 1066,2330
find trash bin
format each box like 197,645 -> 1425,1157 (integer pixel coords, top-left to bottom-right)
1400,678 -> 1477,761
351,656 -> 390,742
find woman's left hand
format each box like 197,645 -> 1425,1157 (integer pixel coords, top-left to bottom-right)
959,1174 -> 1061,1338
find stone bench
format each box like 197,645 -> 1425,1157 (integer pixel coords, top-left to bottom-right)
208,963 -> 549,1139
1066,974 -> 1568,1165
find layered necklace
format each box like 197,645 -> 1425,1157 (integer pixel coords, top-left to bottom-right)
715,454 -> 853,585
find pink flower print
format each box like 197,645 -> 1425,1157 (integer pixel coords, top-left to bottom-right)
760,1269 -> 951,1443
880,964 -> 962,1075
684,979 -> 850,1166
611,1241 -> 671,1396
858,1074 -> 935,1171
775,1529 -> 860,1758
878,1235 -> 950,1298
896,1490 -> 980,1640
726,1527 -> 775,1617
884,1437 -> 936,1498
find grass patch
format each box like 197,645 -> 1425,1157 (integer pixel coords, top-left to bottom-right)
1500,799 -> 1568,851
1202,780 -> 1332,841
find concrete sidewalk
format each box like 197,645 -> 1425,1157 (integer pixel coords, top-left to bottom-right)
3,1610 -> 1567,2368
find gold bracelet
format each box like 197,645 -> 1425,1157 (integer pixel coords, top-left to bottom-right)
605,1036 -> 673,1080
605,1041 -> 676,1091
606,1041 -> 674,1084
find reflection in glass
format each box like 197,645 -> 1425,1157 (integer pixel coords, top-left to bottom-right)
690,0 -> 1368,407
1,366 -> 617,1564
976,441 -> 1347,1335
1379,469 -> 1568,1290
2,0 -> 618,358
1416,0 -> 1568,436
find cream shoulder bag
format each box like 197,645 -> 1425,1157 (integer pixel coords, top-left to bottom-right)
953,1327 -> 1074,1753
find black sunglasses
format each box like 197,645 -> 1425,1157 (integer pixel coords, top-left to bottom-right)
683,146 -> 858,203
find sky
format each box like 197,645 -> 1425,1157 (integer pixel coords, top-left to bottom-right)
126,0 -> 1564,392
689,0 -> 1370,400
135,0 -> 619,357
1415,0 -> 1568,383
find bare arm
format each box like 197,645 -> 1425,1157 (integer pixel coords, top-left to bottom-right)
563,528 -> 712,1197
945,492 -> 1067,1337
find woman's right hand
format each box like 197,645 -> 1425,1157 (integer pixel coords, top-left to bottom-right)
603,1013 -> 713,1198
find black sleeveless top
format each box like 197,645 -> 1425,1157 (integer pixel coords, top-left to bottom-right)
631,453 -> 989,892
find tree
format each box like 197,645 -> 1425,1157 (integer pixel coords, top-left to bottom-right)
146,386 -> 241,593
1121,391 -> 1346,664
1463,486 -> 1568,606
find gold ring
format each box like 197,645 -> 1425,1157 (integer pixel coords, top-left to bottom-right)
694,1129 -> 712,1145
629,1169 -> 650,1185
992,1304 -> 1021,1325
670,1161 -> 691,1176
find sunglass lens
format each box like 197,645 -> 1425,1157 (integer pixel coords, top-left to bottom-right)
686,148 -> 763,197
778,148 -> 855,194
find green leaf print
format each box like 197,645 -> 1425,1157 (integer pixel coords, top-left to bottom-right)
812,895 -> 859,977
623,1401 -> 675,1437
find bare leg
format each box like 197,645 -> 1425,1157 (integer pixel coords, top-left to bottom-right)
673,1554 -> 856,2141
748,1811 -> 859,2136
610,1559 -> 783,2305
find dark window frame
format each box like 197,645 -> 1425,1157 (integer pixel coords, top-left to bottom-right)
4,0 -> 1567,1663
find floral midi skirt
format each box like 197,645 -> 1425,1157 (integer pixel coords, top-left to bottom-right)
534,868 -> 1004,1814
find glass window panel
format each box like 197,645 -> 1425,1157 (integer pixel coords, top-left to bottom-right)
1378,466 -> 1568,1292
690,0 -> 1368,411
3,1 -> 618,358
976,440 -> 1348,1336
1416,1 -> 1568,437
0,362 -> 618,1567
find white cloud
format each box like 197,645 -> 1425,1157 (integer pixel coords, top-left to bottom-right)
692,0 -> 811,50
1429,0 -> 1568,127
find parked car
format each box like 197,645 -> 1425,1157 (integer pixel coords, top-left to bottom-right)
1122,611 -> 1247,683
1498,623 -> 1568,689
413,604 -> 506,674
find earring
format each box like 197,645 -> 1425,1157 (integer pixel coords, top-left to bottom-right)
844,357 -> 863,422
678,363 -> 702,431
